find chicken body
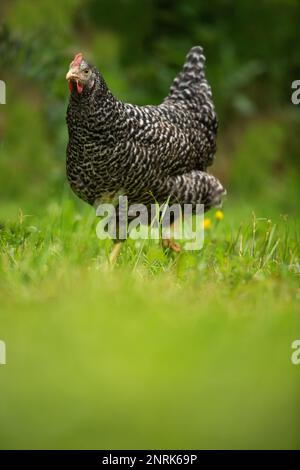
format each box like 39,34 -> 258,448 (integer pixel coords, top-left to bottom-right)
66,47 -> 225,213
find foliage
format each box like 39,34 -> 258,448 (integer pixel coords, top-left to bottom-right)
0,201 -> 299,449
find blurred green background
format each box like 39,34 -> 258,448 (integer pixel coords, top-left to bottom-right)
0,0 -> 300,450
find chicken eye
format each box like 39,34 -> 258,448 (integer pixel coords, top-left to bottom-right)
84,69 -> 89,74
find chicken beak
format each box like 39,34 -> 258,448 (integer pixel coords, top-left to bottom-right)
66,68 -> 79,81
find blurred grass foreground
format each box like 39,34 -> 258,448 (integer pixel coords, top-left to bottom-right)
0,0 -> 300,450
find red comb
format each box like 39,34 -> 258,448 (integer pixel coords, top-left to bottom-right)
72,53 -> 83,66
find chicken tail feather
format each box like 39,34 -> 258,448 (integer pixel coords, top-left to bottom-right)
165,46 -> 218,168
166,46 -> 210,99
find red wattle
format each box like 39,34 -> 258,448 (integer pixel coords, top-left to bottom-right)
68,81 -> 73,92
77,82 -> 83,93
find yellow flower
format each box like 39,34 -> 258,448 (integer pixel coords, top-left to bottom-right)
203,218 -> 212,229
215,210 -> 224,221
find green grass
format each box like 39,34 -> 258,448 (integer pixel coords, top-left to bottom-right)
0,198 -> 299,449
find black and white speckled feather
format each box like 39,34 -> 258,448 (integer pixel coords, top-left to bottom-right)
66,46 -> 225,214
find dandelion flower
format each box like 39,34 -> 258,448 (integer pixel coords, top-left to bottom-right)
215,210 -> 224,221
203,218 -> 212,229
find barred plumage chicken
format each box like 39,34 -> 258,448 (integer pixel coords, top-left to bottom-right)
66,47 -> 225,259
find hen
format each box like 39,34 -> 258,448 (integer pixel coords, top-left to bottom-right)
66,47 -> 225,258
